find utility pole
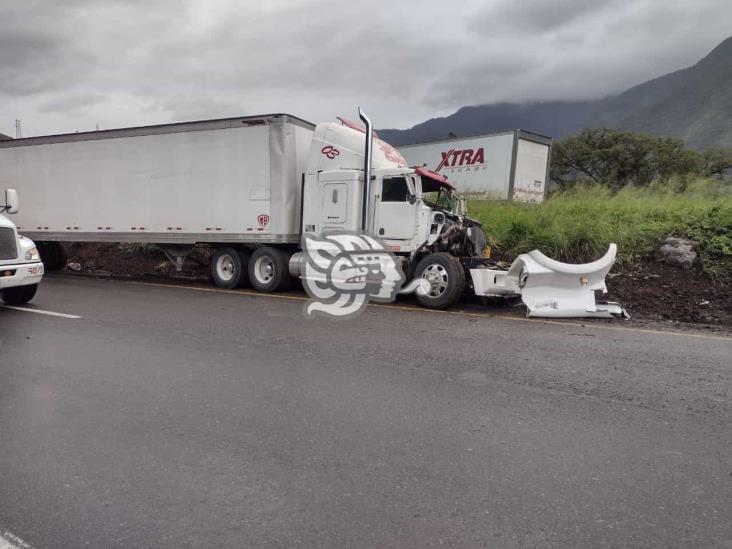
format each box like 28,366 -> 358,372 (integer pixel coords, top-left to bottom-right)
15,119 -> 22,138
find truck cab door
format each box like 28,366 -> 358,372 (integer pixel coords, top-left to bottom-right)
373,175 -> 417,240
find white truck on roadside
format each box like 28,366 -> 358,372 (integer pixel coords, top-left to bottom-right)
0,189 -> 43,305
0,110 -> 624,317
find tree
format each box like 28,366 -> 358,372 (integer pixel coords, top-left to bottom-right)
701,148 -> 732,179
550,128 -> 703,190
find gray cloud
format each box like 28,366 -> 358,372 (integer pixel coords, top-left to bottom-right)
0,0 -> 729,136
39,93 -> 107,113
0,3 -> 94,96
468,0 -> 618,33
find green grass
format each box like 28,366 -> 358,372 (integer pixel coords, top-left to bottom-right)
468,179 -> 732,279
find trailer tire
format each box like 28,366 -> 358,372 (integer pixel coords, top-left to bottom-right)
1,284 -> 38,305
249,247 -> 293,293
211,247 -> 247,289
414,253 -> 465,310
37,242 -> 67,271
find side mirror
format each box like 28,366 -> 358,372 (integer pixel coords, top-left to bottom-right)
3,189 -> 19,214
408,194 -> 417,205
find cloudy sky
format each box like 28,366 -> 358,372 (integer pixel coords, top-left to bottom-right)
2,0 -> 730,137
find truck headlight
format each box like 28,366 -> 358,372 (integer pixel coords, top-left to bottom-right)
25,247 -> 41,262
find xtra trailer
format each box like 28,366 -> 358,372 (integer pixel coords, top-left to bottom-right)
0,110 -> 625,317
398,130 -> 552,203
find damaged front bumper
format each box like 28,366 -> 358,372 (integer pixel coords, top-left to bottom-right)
470,244 -> 629,319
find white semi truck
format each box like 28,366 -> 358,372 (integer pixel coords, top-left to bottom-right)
0,110 -> 624,317
0,189 -> 44,305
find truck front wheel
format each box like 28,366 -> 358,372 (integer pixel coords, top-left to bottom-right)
414,253 -> 465,310
1,284 -> 38,305
211,247 -> 249,289
249,247 -> 293,293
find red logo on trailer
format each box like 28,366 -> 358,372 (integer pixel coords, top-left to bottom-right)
257,214 -> 270,229
435,148 -> 485,172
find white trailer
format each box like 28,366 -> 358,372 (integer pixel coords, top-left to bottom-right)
1,115 -> 314,247
0,111 -> 623,317
1,189 -> 44,305
398,130 -> 552,203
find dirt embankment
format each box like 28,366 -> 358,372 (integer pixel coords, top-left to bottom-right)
62,242 -> 212,279
58,243 -> 732,326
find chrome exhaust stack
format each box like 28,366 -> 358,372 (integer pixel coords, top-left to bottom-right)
358,107 -> 373,232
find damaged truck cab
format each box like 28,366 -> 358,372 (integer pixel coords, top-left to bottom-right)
299,116 -> 488,309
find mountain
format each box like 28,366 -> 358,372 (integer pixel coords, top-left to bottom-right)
592,36 -> 732,149
379,101 -> 595,146
380,37 -> 732,149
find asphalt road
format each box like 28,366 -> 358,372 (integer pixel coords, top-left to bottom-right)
1,276 -> 731,549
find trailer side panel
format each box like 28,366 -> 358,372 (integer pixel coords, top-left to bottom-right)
0,117 -> 313,244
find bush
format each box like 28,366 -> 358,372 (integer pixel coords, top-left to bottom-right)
469,180 -> 732,279
551,129 -> 731,190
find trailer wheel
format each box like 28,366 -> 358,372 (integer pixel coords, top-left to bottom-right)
414,253 -> 465,310
211,247 -> 247,289
249,247 -> 293,293
1,284 -> 38,305
37,242 -> 67,271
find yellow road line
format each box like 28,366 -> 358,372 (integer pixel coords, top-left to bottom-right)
126,280 -> 732,342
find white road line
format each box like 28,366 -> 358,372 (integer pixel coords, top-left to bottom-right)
1,306 -> 81,319
0,530 -> 33,549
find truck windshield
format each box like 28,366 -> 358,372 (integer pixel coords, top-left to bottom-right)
416,169 -> 456,213
422,187 -> 455,212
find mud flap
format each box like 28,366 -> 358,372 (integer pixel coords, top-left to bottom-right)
470,244 -> 629,319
